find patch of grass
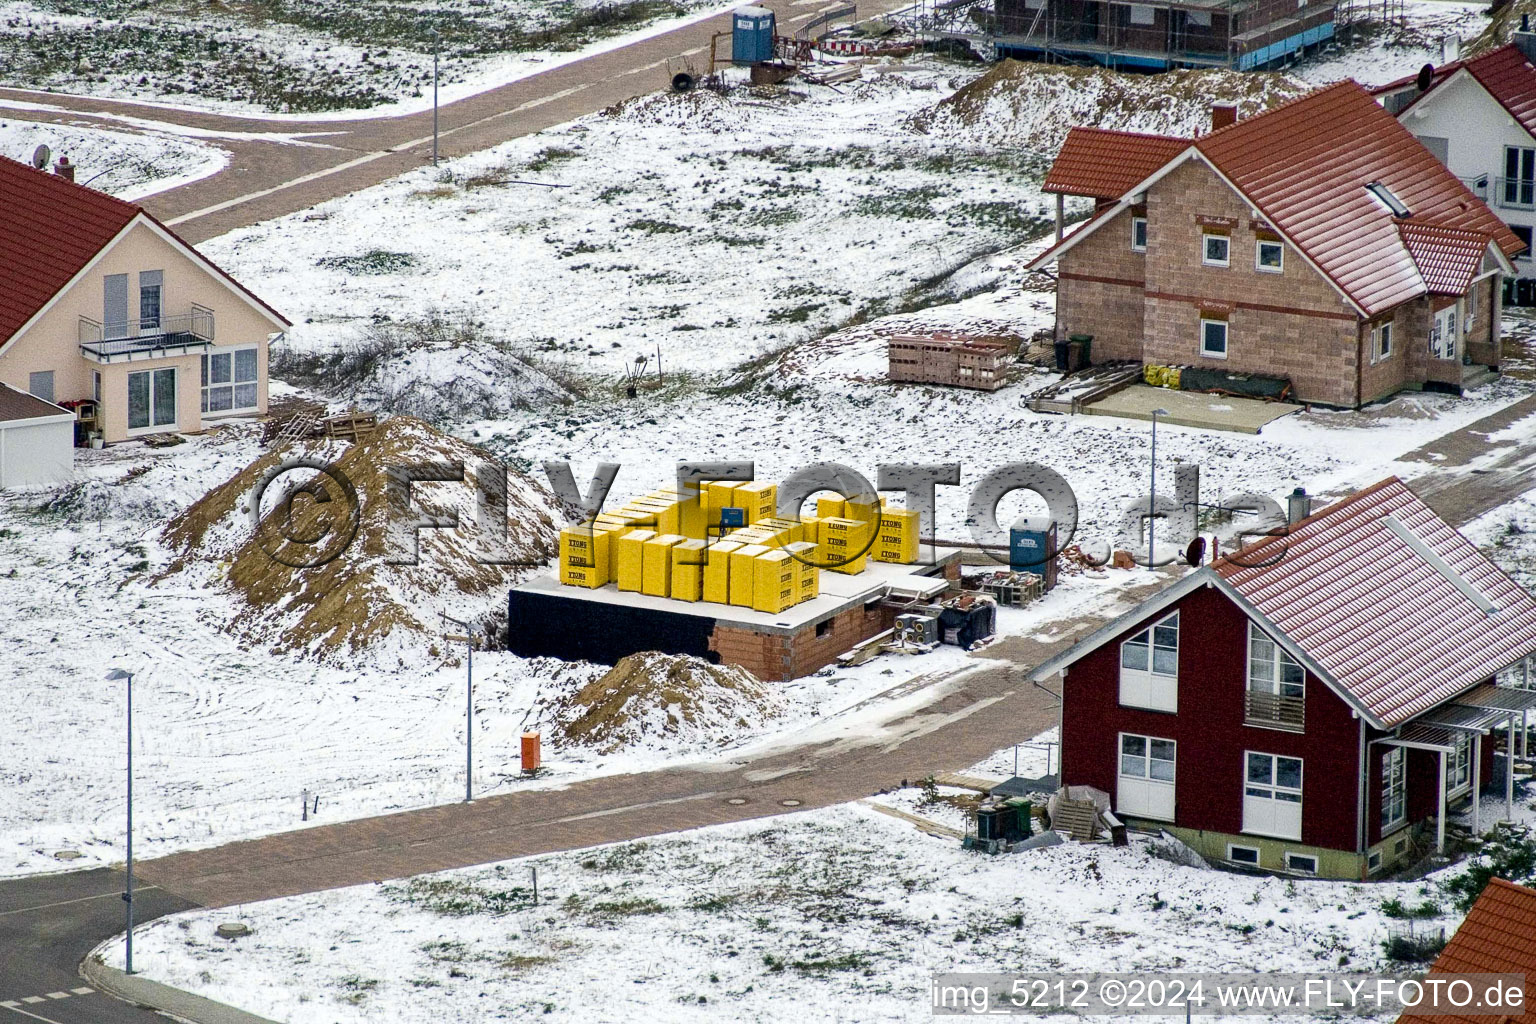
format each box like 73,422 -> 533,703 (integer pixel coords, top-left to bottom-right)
766,303 -> 824,324
315,250 -> 418,276
526,146 -> 578,172
853,185 -> 946,220
385,877 -> 534,917
588,897 -> 668,917
1380,898 -> 1441,920
1442,823 -> 1536,911
626,218 -> 688,235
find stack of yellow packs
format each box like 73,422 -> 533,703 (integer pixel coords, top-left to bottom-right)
706,481 -> 740,521
671,539 -> 706,601
729,543 -> 768,607
616,529 -> 654,592
820,516 -> 869,575
872,507 -> 921,564
785,540 -> 819,603
757,517 -> 804,545
797,515 -> 823,546
754,548 -> 798,614
559,524 -> 611,588
816,496 -> 846,520
733,481 -> 777,524
703,540 -> 740,604
642,533 -> 682,597
628,497 -> 681,535
844,497 -> 882,529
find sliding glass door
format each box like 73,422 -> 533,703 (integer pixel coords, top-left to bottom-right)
128,367 -> 177,431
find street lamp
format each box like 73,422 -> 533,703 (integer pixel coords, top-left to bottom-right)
428,28 -> 442,167
104,667 -> 135,975
1148,408 -> 1169,567
441,613 -> 475,801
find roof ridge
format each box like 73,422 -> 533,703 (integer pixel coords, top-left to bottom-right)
1487,876 -> 1536,898
1211,476 -> 1406,570
1066,125 -> 1190,143
1195,79 -> 1362,146
0,152 -> 141,214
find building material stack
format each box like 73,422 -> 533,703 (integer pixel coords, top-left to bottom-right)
888,333 -> 1012,391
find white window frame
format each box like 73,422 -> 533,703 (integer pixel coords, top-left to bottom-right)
1466,285 -> 1477,332
1381,746 -> 1406,833
92,370 -> 102,404
201,344 -> 260,418
1202,232 -> 1231,267
1284,852 -> 1318,875
126,367 -> 178,435
1227,843 -> 1261,865
1131,216 -> 1148,252
1246,622 -> 1304,699
1200,318 -> 1229,360
1367,850 -> 1382,873
1372,321 -> 1393,363
1447,733 -> 1472,796
1243,751 -> 1303,841
1119,611 -> 1179,712
1255,238 -> 1284,273
1117,732 -> 1176,821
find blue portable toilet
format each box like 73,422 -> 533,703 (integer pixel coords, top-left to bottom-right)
1009,516 -> 1059,592
732,6 -> 776,65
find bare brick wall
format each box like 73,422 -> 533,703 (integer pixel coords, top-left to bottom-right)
1466,275 -> 1499,368
709,600 -> 894,682
1056,206 -> 1147,361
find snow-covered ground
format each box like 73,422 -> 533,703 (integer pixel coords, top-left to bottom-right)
0,0 -> 735,117
0,115 -> 226,199
105,787 -> 1536,1024
1291,0 -> 1491,87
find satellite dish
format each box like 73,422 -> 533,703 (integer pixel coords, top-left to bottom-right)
1415,63 -> 1434,92
31,144 -> 50,169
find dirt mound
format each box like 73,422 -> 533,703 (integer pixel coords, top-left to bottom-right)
906,59 -> 1309,153
550,652 -> 787,754
1468,2 -> 1531,55
159,416 -> 559,661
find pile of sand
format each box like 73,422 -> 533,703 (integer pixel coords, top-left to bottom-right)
549,652 -> 788,754
159,416 -> 559,661
906,59 -> 1309,153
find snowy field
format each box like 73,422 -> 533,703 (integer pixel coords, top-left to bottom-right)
105,789 -> 1536,1024
0,115 -> 225,199
0,0 -> 733,116
1291,0 -> 1491,87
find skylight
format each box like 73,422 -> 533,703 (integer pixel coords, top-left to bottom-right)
1365,181 -> 1411,217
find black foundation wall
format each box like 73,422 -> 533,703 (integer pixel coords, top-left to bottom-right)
507,589 -> 721,665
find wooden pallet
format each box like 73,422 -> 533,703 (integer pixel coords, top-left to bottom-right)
270,410 -> 319,447
322,411 -> 377,442
1052,798 -> 1100,842
1026,361 -> 1142,415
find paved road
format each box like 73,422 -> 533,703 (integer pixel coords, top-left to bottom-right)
1402,393 -> 1536,525
0,0 -> 913,245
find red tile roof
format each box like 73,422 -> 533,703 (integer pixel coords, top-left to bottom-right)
0,154 -> 289,348
1042,127 -> 1188,200
1385,45 -> 1536,144
1398,877 -> 1536,1024
0,155 -> 138,346
1194,81 -> 1521,316
1214,478 -> 1536,728
1399,221 -> 1498,294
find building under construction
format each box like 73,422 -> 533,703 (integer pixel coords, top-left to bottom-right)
899,0 -> 1359,70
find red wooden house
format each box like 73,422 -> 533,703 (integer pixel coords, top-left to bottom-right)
1030,478 -> 1536,879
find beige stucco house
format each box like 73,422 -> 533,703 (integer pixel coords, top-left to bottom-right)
0,154 -> 288,444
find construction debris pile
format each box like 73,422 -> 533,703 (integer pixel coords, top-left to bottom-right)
160,416 -> 559,659
548,651 -> 788,753
558,483 -> 920,614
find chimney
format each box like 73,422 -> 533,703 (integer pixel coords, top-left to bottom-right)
1211,103 -> 1239,132
53,156 -> 74,182
1518,15 -> 1536,66
1286,486 -> 1312,525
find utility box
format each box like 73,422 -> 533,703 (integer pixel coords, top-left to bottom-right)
1009,516 -> 1059,592
521,732 -> 541,773
732,6 -> 776,64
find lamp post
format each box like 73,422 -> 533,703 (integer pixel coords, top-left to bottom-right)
441,613 -> 474,801
1148,408 -> 1169,567
105,667 -> 135,975
429,28 -> 441,167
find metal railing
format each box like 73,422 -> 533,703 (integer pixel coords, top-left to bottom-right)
1460,175 -> 1489,201
79,307 -> 215,359
1496,177 -> 1536,212
1244,689 -> 1305,731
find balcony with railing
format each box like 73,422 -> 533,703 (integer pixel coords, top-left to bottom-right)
1244,689 -> 1305,732
79,306 -> 215,363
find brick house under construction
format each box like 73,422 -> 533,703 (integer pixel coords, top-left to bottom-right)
1027,82 -> 1524,408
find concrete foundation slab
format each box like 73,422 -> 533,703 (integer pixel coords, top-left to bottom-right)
1083,384 -> 1301,434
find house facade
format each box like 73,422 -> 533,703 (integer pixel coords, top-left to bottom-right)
0,155 -> 288,444
1030,478 -> 1536,879
1030,82 -> 1522,408
1375,38 -> 1536,304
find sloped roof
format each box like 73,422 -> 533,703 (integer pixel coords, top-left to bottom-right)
1382,44 -> 1536,144
1213,477 -> 1536,728
1042,127 -> 1188,199
0,155 -> 289,347
1398,877 -> 1536,1024
1193,81 -> 1521,316
1398,221 -> 1498,294
0,383 -> 71,423
0,155 -> 138,345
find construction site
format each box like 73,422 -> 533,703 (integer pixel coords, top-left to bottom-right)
507,480 -> 990,681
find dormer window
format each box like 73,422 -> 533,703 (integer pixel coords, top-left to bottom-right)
1365,181 -> 1410,217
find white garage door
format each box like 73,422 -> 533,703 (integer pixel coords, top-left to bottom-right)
0,417 -> 74,489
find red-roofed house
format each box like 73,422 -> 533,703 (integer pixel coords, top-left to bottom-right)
0,155 -> 288,444
1028,478 -> 1536,879
1028,82 -> 1522,407
1375,37 -> 1536,305
1398,877 -> 1536,1024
